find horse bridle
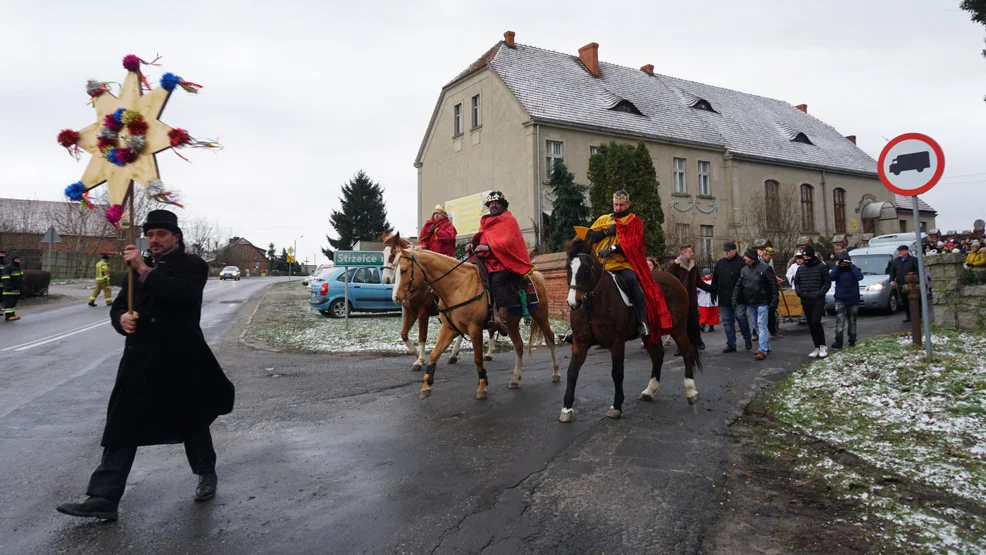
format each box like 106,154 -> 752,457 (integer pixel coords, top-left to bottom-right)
569,253 -> 606,311
396,251 -> 487,338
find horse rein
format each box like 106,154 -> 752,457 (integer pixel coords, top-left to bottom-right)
568,253 -> 606,310
396,251 -> 487,337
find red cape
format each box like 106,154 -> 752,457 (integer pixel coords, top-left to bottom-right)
616,214 -> 672,344
472,210 -> 534,276
418,219 -> 457,257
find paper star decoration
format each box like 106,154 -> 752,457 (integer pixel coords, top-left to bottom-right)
75,71 -> 173,206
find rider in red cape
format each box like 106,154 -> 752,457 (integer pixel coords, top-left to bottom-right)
585,190 -> 672,347
466,191 -> 534,334
418,204 -> 457,258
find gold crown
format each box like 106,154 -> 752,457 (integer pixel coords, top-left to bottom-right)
485,191 -> 505,205
613,190 -> 630,202
433,204 -> 446,212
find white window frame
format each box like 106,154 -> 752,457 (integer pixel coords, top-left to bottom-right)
673,158 -> 687,194
698,161 -> 711,196
546,140 -> 563,179
471,95 -> 481,129
453,103 -> 462,136
589,145 -> 599,157
700,225 -> 714,260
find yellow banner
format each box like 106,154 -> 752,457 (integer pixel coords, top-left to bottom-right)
444,190 -> 491,237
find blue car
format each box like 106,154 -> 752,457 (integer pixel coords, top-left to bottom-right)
309,266 -> 400,318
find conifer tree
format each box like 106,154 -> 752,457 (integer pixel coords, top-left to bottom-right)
547,161 -> 589,252
323,170 -> 393,259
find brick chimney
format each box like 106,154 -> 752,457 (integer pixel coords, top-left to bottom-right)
845,135 -> 857,144
503,30 -> 516,48
795,104 -> 808,113
640,64 -> 654,76
578,42 -> 600,77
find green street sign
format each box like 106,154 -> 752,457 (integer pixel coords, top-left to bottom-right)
335,251 -> 384,267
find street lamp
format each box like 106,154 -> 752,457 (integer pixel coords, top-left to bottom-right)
289,234 -> 303,281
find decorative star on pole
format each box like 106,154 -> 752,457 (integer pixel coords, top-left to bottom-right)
75,71 -> 173,207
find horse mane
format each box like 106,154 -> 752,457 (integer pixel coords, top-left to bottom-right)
565,238 -> 602,272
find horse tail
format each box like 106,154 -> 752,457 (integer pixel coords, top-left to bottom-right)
688,313 -> 704,372
526,271 -> 550,356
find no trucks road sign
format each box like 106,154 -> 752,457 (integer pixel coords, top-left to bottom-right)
878,133 -> 945,196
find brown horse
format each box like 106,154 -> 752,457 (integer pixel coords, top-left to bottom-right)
380,234 -> 498,369
560,238 -> 700,423
391,238 -> 560,400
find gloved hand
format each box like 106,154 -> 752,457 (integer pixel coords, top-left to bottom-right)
604,224 -> 616,236
424,224 -> 434,234
598,247 -> 613,258
586,229 -> 605,243
711,295 -> 718,305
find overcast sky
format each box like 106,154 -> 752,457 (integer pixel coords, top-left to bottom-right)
2,0 -> 984,262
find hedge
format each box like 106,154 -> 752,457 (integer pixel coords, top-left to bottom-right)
21,270 -> 51,298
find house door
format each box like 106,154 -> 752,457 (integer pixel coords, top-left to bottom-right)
863,218 -> 876,235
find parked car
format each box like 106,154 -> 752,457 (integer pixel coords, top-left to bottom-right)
309,266 -> 400,318
824,235 -> 925,314
219,266 -> 241,281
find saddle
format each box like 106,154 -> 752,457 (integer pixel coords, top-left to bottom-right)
607,272 -> 633,308
474,260 -> 539,319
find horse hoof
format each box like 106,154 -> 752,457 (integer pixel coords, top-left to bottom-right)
476,392 -> 488,400
448,357 -> 458,365
507,381 -> 519,389
606,408 -> 622,419
551,375 -> 560,383
686,392 -> 700,405
638,392 -> 653,402
420,390 -> 432,400
559,409 -> 574,423
484,354 -> 493,361
411,364 -> 423,372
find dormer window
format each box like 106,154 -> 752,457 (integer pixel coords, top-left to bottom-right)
792,132 -> 812,145
610,99 -> 643,115
691,99 -> 716,113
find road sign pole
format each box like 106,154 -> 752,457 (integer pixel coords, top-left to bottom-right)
344,266 -> 350,330
912,196 -> 932,360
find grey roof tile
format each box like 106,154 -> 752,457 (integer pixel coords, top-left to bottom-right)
486,43 -> 878,175
893,193 -> 936,213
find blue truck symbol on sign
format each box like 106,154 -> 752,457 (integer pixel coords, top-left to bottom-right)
889,151 -> 930,175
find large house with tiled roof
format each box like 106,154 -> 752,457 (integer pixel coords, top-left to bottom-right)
414,31 -> 936,260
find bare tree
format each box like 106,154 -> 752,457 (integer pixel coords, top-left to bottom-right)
182,216 -> 217,257
739,183 -> 805,273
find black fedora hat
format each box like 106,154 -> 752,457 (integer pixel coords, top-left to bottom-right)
143,209 -> 181,235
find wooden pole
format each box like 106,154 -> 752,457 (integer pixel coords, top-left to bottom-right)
127,183 -> 135,315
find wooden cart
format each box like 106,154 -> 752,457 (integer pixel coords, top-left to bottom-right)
776,289 -> 803,321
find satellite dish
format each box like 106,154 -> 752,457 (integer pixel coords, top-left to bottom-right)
975,219 -> 985,230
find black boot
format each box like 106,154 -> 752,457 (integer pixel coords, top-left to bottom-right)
56,496 -> 119,520
848,337 -> 856,348
831,340 -> 843,349
722,345 -> 737,353
88,301 -> 96,307
709,326 -> 715,332
489,306 -> 509,336
745,340 -> 753,351
195,472 -> 218,502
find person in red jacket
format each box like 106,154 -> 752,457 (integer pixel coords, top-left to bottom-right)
418,205 -> 457,257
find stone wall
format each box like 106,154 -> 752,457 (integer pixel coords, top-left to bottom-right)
926,252 -> 986,330
532,252 -> 570,320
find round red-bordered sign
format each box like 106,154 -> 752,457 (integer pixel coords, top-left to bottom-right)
877,132 -> 945,196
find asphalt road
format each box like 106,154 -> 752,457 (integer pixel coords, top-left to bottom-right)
0,283 -> 911,555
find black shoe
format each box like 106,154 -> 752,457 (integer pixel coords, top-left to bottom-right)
88,301 -> 96,307
722,345 -> 737,353
194,473 -> 217,502
698,342 -> 706,351
56,496 -> 118,521
673,349 -> 682,357
708,326 -> 715,332
831,342 -> 843,350
848,340 -> 856,348
745,341 -> 753,351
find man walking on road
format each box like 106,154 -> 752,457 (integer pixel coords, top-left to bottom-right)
795,246 -> 832,358
889,245 -> 920,323
830,251 -> 863,349
57,210 -> 235,521
2,254 -> 23,321
711,241 -> 752,353
761,247 -> 783,339
88,254 -> 113,307
733,248 -> 779,360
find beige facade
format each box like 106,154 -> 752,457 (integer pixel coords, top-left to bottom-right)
415,36 -> 936,256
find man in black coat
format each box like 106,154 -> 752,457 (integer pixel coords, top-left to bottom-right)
889,244 -> 920,323
57,210 -> 235,521
711,241 -> 752,353
733,248 -> 779,360
795,245 -> 832,358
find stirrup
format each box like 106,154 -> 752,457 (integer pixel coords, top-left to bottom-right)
638,322 -> 651,336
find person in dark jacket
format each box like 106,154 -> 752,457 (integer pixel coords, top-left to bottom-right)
795,245 -> 832,358
2,254 -> 23,321
733,248 -> 779,360
830,251 -> 864,349
889,244 -> 920,323
667,245 -> 713,355
57,210 -> 235,521
711,241 -> 752,353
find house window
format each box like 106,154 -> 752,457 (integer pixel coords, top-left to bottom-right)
700,225 -> 714,261
899,220 -> 908,233
692,99 -> 716,113
675,223 -> 691,244
610,100 -> 643,115
792,132 -> 813,145
800,184 -> 815,232
471,95 -> 481,128
697,161 -> 711,196
833,188 -> 847,233
765,180 -> 780,230
453,103 -> 462,136
589,146 -> 599,157
545,141 -> 563,179
673,158 -> 687,194
921,221 -> 927,232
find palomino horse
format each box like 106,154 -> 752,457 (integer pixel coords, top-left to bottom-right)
560,238 -> 701,423
390,237 -> 560,399
380,234 -> 497,370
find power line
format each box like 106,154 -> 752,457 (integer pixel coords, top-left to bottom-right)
940,172 -> 986,181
